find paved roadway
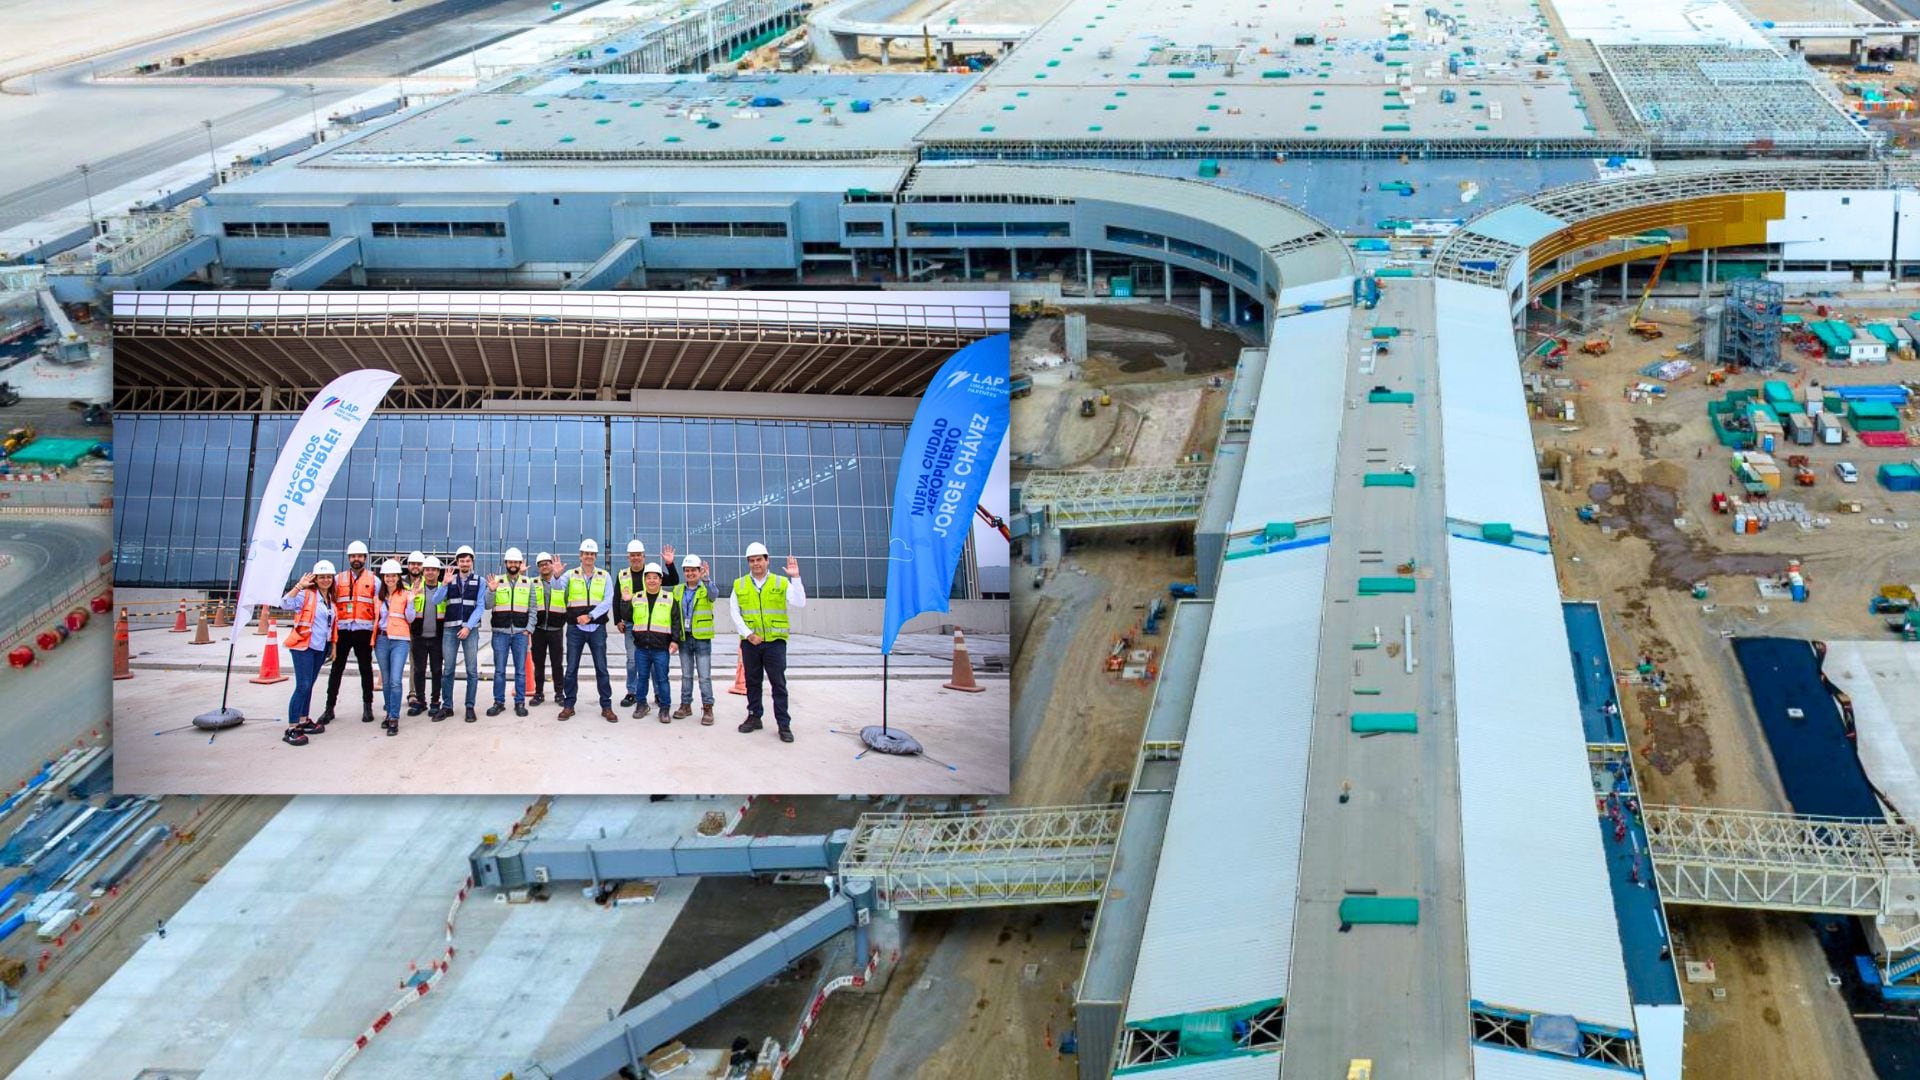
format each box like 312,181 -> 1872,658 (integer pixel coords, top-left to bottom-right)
0,513 -> 111,792
0,0 -> 358,230
1281,279 -> 1470,1075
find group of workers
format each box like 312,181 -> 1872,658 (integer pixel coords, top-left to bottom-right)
276,537 -> 805,746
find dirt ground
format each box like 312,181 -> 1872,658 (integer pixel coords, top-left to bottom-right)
1532,305 -> 1913,1080
0,793 -> 287,1075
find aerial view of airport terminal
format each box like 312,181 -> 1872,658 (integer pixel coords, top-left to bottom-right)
6,0 -> 1920,1075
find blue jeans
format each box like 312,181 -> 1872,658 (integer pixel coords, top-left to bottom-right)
492,630 -> 529,705
375,636 -> 410,719
289,645 -> 327,724
624,628 -> 641,698
564,623 -> 612,709
440,624 -> 481,709
678,637 -> 714,707
635,646 -> 671,709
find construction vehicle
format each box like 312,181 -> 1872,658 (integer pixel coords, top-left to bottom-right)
1577,504 -> 1601,523
1011,375 -> 1032,399
1,426 -> 33,455
1079,398 -> 1096,418
1017,299 -> 1064,318
1580,337 -> 1611,355
1143,597 -> 1166,635
1795,467 -> 1816,486
1710,491 -> 1732,514
1624,233 -> 1677,339
1098,391 -> 1111,406
922,24 -> 937,71
0,382 -> 17,407
1168,582 -> 1198,599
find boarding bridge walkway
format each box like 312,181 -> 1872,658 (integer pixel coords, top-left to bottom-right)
836,805 -> 1122,910
1020,465 -> 1211,529
1644,805 -> 1920,917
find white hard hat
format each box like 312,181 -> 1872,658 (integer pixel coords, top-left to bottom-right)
503,547 -> 525,563
379,559 -> 403,575
745,541 -> 769,558
643,562 -> 663,576
423,555 -> 443,569
406,550 -> 425,564
626,539 -> 645,554
682,554 -> 702,568
346,540 -> 369,556
536,551 -> 553,564
579,538 -> 600,553
455,545 -> 475,558
313,560 -> 337,575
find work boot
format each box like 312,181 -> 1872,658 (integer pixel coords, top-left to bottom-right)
701,705 -> 714,726
430,707 -> 449,722
557,706 -> 575,720
778,727 -> 794,744
601,707 -> 619,723
317,708 -> 335,724
407,700 -> 426,717
672,703 -> 692,719
486,702 -> 506,717
529,693 -> 545,707
738,714 -> 763,734
620,693 -> 637,708
384,718 -> 398,736
465,707 -> 478,723
659,706 -> 671,724
515,703 -> 528,717
361,704 -> 374,723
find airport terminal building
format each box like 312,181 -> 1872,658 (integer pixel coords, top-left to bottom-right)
109,291 -> 1009,606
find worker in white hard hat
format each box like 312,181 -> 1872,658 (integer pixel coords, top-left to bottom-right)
404,550 -> 426,587
671,554 -> 718,725
482,547 -> 534,718
407,555 -> 446,717
731,542 -> 807,743
319,540 -> 379,726
528,551 -> 567,707
277,560 -> 339,746
615,538 -> 677,708
372,559 -> 415,735
628,561 -> 681,723
426,543 -> 486,722
558,538 -> 619,722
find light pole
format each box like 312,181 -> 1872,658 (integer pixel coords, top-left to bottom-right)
202,120 -> 218,179
76,164 -> 96,236
305,83 -> 321,143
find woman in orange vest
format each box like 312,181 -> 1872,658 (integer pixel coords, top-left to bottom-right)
373,558 -> 415,736
278,560 -> 339,746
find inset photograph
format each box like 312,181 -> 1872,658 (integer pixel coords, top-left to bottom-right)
109,290 -> 1010,794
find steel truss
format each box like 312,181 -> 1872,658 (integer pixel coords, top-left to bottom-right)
1470,1004 -> 1641,1070
836,804 -> 1122,911
1020,465 -> 1212,528
1643,804 -> 1920,916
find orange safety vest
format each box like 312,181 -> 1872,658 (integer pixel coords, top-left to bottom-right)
283,589 -> 337,651
333,568 -> 379,623
380,588 -> 414,640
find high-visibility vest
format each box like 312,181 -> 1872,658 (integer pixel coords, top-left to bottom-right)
443,573 -> 482,624
333,569 -> 378,623
672,582 -> 715,640
733,574 -> 790,641
410,585 -> 447,636
617,567 -> 640,602
283,589 -> 335,651
631,590 -> 675,639
490,575 -> 533,629
564,568 -> 611,623
380,589 -> 414,640
536,578 -> 569,613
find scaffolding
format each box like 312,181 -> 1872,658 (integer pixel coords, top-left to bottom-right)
1020,464 -> 1212,528
1719,279 -> 1785,370
1594,44 -> 1872,154
836,804 -> 1122,910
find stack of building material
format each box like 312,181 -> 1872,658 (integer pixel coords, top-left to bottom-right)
1849,400 -> 1904,433
1732,450 -> 1782,490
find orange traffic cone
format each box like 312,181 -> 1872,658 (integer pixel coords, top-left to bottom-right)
942,629 -> 985,693
250,639 -> 289,684
253,605 -> 270,636
262,608 -> 276,637
170,601 -> 188,633
112,610 -> 133,681
728,642 -> 748,696
190,607 -> 212,645
211,600 -> 230,629
525,649 -> 536,694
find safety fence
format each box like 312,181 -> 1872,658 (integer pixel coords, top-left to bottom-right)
769,948 -> 892,1079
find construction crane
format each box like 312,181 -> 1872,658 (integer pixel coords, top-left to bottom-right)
922,24 -> 937,71
976,504 -> 1009,541
1622,233 -> 1677,340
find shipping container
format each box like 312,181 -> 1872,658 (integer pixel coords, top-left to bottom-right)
36,909 -> 77,940
1880,463 -> 1920,492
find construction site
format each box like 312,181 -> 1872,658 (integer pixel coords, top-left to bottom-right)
12,0 -> 1920,1075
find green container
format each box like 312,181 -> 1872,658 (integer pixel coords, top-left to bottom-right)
1368,390 -> 1414,405
1370,326 -> 1402,339
1339,896 -> 1420,925
1198,159 -> 1220,178
1763,380 -> 1794,404
1351,712 -> 1419,733
1482,522 -> 1514,544
1358,577 -> 1417,595
1263,521 -> 1297,543
1377,267 -> 1415,278
1363,473 -> 1416,487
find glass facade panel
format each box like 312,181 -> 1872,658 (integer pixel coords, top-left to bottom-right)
116,413 -> 973,601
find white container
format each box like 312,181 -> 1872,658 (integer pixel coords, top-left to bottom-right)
1733,512 -> 1748,534
36,909 -> 77,940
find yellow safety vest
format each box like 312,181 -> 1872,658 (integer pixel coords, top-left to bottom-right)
564,568 -> 611,623
672,583 -> 714,640
631,590 -> 675,636
491,575 -> 532,629
733,574 -> 790,641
